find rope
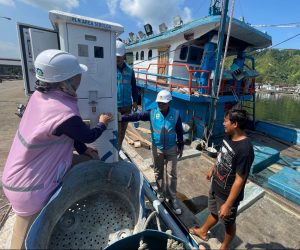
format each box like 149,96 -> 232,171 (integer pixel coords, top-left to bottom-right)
142,210 -> 162,231
216,0 -> 235,99
206,0 -> 236,144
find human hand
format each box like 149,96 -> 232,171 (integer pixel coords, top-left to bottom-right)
84,147 -> 99,160
206,168 -> 214,181
99,112 -> 113,127
132,102 -> 138,112
219,203 -> 231,219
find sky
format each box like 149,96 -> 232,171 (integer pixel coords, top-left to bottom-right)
0,0 -> 300,59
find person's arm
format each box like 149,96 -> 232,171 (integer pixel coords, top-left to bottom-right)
121,110 -> 150,122
74,140 -> 88,154
54,116 -> 107,154
207,163 -> 216,181
219,173 -> 246,219
175,115 -> 184,158
219,149 -> 252,218
131,72 -> 139,104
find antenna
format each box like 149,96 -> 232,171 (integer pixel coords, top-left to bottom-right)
144,24 -> 153,36
173,16 -> 183,28
159,23 -> 168,33
138,31 -> 146,39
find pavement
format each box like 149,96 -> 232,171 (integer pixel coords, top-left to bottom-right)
0,80 -> 26,248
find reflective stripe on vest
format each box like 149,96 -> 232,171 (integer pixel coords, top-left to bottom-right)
18,130 -> 70,149
150,108 -> 179,150
3,183 -> 44,192
117,63 -> 133,108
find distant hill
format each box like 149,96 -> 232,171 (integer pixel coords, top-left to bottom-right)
254,49 -> 300,86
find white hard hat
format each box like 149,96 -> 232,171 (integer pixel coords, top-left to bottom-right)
34,49 -> 88,83
116,40 -> 126,57
156,90 -> 172,103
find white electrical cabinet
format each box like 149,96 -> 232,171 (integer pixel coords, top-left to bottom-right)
17,10 -> 124,162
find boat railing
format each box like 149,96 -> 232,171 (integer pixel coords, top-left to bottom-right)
134,63 -> 255,97
134,63 -> 211,95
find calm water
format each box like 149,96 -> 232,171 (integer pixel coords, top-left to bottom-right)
255,93 -> 300,129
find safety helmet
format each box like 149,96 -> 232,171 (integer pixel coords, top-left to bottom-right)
116,40 -> 126,57
156,90 -> 172,103
34,49 -> 88,83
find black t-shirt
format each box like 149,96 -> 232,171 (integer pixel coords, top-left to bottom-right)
212,135 -> 254,202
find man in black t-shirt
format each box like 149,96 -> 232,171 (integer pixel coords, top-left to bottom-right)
189,109 -> 254,250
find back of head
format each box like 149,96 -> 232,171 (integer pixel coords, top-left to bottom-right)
156,89 -> 172,103
116,40 -> 126,57
225,109 -> 249,130
34,49 -> 87,83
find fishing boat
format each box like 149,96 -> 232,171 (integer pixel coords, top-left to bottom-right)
1,1 -> 299,249
118,0 -> 300,248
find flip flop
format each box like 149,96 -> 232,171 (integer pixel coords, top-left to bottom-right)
188,226 -> 209,242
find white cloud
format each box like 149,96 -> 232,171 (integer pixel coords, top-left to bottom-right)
0,42 -> 20,58
119,0 -> 192,31
0,0 -> 15,7
20,0 -> 80,11
106,0 -> 118,16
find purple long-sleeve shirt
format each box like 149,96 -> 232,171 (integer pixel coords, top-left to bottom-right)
53,116 -> 107,154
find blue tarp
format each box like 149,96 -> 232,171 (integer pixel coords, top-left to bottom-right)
268,167 -> 300,205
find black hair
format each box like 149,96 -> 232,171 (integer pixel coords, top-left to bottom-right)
35,80 -> 59,93
225,109 -> 249,130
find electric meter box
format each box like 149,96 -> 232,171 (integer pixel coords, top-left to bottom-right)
17,10 -> 124,162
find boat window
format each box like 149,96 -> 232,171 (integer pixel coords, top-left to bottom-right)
94,46 -> 104,58
78,44 -> 89,57
179,46 -> 188,60
136,51 -> 139,60
187,46 -> 203,64
141,51 -> 144,60
148,49 -> 152,60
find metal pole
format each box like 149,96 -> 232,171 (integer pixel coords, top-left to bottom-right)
207,0 -> 230,135
212,0 -> 229,97
143,180 -> 189,242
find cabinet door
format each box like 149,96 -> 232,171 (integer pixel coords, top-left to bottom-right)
17,23 -> 59,95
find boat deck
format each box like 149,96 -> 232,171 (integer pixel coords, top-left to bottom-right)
123,121 -> 300,249
0,81 -> 299,249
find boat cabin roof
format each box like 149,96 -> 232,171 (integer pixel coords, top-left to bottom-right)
126,15 -> 271,51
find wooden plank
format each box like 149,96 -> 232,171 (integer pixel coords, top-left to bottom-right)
126,130 -> 141,141
124,135 -> 134,145
127,128 -> 152,147
136,127 -> 151,134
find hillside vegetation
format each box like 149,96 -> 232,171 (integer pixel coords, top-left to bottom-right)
254,49 -> 300,85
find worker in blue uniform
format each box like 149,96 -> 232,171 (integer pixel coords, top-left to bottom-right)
116,40 -> 139,151
120,90 -> 184,215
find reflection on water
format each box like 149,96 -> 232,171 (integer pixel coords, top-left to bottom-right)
255,93 -> 300,128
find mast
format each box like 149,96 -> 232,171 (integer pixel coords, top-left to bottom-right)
207,0 -> 230,141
